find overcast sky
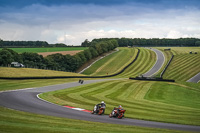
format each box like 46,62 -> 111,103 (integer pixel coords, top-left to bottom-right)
0,0 -> 200,45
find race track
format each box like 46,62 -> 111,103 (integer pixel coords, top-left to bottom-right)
0,79 -> 200,132
187,72 -> 200,83
143,48 -> 165,77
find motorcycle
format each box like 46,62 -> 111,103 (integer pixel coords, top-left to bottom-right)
109,108 -> 126,119
91,105 -> 105,115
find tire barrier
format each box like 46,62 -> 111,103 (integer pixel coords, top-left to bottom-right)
129,77 -> 175,82
160,55 -> 174,78
0,49 -> 140,80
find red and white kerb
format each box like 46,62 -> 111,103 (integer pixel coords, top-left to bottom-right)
64,105 -> 92,113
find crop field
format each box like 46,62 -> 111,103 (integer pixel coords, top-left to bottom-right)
40,79 -> 200,126
0,47 -> 88,53
0,67 -> 84,78
82,47 -> 138,76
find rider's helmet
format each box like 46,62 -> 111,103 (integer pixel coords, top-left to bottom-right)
101,101 -> 104,104
118,105 -> 122,109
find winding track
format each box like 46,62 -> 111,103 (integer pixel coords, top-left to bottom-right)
142,48 -> 165,77
1,48 -> 200,131
0,79 -> 200,132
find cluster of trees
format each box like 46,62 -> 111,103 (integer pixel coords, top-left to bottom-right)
0,39 -> 77,47
82,38 -> 200,47
0,39 -> 118,72
0,40 -> 49,47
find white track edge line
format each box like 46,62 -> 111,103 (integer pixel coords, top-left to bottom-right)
187,72 -> 200,83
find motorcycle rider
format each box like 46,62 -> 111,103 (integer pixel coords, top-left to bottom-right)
94,101 -> 106,113
112,105 -> 123,116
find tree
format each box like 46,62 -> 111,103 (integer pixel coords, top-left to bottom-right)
99,42 -> 108,53
195,41 -> 200,46
89,47 -> 99,58
83,49 -> 92,60
81,39 -> 90,47
95,43 -> 103,55
76,52 -> 87,66
0,50 -> 13,66
2,48 -> 22,63
0,38 -> 3,47
21,52 -> 45,68
110,39 -> 118,49
74,54 -> 82,68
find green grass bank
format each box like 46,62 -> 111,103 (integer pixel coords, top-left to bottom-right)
40,79 -> 200,126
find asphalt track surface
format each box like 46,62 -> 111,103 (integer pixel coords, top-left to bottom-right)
1,79 -> 200,132
143,48 -> 165,77
187,72 -> 200,83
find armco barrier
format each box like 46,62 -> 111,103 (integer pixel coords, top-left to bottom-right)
0,49 -> 140,80
160,54 -> 174,78
129,77 -> 175,82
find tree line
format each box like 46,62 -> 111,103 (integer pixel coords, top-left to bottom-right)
81,38 -> 200,47
0,39 -> 76,47
0,39 -> 118,72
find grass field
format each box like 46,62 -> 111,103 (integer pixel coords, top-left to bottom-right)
158,47 -> 200,55
0,47 -> 88,53
163,54 -> 200,81
0,107 -> 185,133
116,47 -> 156,78
82,47 -> 138,76
40,79 -> 200,126
155,47 -> 200,81
83,47 -> 156,78
1,46 -> 200,132
0,78 -> 85,91
0,67 -> 84,78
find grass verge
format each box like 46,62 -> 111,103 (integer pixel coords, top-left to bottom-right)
163,54 -> 200,81
0,67 -> 84,77
117,47 -> 156,78
82,47 -> 137,76
0,78 -> 84,91
40,79 -> 200,126
0,107 -> 190,133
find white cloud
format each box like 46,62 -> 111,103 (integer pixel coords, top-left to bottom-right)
0,3 -> 200,45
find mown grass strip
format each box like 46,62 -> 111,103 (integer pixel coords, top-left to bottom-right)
0,107 -> 184,133
0,67 -> 84,77
155,47 -> 200,55
0,78 -> 83,91
163,54 -> 200,81
40,79 -> 200,126
116,48 -> 156,78
83,47 -> 137,76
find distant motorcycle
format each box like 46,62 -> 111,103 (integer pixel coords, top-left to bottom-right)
91,105 -> 105,115
109,108 -> 126,119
